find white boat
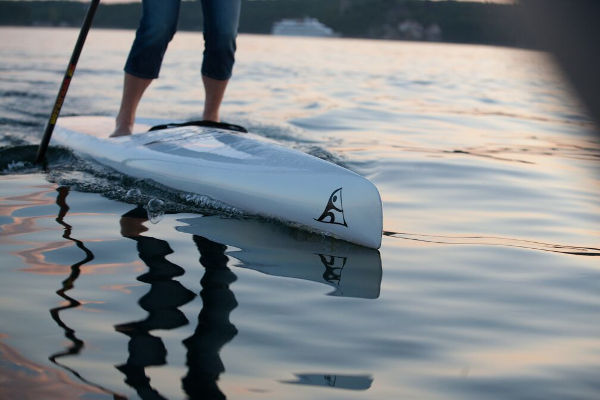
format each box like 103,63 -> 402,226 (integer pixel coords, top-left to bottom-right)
271,17 -> 337,37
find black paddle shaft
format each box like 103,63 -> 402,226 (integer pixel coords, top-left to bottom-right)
35,0 -> 100,164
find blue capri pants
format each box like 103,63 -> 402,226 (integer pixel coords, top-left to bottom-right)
124,0 -> 241,80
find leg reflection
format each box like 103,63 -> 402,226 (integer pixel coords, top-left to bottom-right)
115,206 -> 196,400
182,235 -> 238,400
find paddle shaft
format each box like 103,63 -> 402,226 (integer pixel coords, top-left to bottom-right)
35,0 -> 100,164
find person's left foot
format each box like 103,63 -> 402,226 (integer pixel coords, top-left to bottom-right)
110,120 -> 133,137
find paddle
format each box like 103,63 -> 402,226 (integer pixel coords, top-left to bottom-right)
35,0 -> 100,164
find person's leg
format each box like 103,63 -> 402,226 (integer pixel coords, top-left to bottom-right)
112,0 -> 181,136
201,75 -> 229,122
201,0 -> 241,122
112,73 -> 152,137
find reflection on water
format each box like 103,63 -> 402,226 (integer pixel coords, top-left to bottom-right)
0,339 -> 112,400
283,373 -> 373,391
115,206 -> 247,400
39,187 -> 382,399
115,208 -> 381,398
48,187 -> 126,398
177,216 -> 382,299
182,235 -> 238,400
115,206 -> 196,399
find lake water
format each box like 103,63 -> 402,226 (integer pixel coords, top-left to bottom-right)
1,27 -> 599,400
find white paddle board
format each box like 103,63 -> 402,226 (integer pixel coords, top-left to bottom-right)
54,116 -> 383,249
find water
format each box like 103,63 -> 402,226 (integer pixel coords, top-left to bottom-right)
1,27 -> 599,399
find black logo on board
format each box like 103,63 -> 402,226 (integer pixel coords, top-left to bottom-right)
315,187 -> 347,227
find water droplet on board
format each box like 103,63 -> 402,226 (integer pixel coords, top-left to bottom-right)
126,188 -> 141,200
146,198 -> 165,224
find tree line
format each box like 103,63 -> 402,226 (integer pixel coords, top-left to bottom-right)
0,0 -> 528,47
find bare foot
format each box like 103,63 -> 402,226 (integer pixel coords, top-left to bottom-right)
110,122 -> 133,137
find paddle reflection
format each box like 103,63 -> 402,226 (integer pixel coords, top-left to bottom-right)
49,187 -> 127,399
49,187 -> 91,365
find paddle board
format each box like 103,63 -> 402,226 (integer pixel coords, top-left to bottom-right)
54,116 -> 383,249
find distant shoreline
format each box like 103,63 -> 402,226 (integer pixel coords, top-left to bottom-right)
0,0 -> 531,48
0,25 -> 532,54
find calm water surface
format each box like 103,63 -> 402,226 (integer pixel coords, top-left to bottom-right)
1,27 -> 599,399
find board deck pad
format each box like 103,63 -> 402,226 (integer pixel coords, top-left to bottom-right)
54,116 -> 383,248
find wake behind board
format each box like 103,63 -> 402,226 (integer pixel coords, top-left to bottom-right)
54,116 -> 383,249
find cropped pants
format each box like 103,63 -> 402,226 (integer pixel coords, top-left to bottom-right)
124,0 -> 241,80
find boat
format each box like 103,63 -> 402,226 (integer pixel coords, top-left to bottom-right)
271,17 -> 337,37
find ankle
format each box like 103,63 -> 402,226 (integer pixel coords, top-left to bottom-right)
111,117 -> 133,137
202,110 -> 219,122
116,112 -> 134,128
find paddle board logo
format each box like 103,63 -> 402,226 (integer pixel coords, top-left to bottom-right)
315,187 -> 347,227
